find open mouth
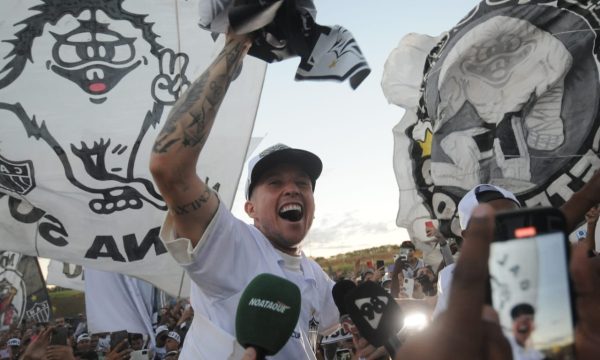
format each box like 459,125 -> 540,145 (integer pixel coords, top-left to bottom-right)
517,325 -> 530,334
279,203 -> 303,222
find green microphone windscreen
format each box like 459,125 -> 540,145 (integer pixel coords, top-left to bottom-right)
235,273 -> 301,356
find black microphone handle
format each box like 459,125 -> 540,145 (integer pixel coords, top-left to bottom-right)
384,335 -> 402,359
248,346 -> 266,360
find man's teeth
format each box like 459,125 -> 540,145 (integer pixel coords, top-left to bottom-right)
280,204 -> 302,213
279,204 -> 303,221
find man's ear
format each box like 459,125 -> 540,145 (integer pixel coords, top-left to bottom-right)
244,200 -> 255,218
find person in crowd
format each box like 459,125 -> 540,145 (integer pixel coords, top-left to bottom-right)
507,303 -> 545,360
390,203 -> 600,360
129,333 -> 144,351
398,241 -> 424,279
6,338 -> 20,360
149,30 -> 339,358
73,314 -> 87,339
153,325 -> 169,360
390,256 -> 411,299
75,333 -> 92,353
164,332 -> 181,353
433,184 -> 521,318
412,266 -> 437,300
360,268 -> 375,283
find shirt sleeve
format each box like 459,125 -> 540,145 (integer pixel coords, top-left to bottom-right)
160,201 -> 262,299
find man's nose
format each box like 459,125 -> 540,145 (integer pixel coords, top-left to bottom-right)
283,181 -> 300,195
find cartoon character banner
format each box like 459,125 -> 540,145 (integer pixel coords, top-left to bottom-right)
0,251 -> 52,331
0,0 -> 266,296
382,0 -> 600,241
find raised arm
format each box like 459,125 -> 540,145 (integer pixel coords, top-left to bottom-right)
561,171 -> 600,233
149,33 -> 252,245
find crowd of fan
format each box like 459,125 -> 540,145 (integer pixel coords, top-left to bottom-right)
1,204 -> 599,360
0,299 -> 194,360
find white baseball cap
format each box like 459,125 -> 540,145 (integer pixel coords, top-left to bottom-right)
245,143 -> 322,199
458,184 -> 520,230
155,325 -> 169,336
7,338 -> 20,347
77,333 -> 91,343
167,331 -> 181,344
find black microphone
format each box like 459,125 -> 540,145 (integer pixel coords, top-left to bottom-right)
235,273 -> 301,359
332,279 -> 359,338
344,281 -> 403,358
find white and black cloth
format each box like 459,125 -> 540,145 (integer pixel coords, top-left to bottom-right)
197,0 -> 370,89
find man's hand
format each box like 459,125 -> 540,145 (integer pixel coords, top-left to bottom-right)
571,243 -> 600,359
394,204 -> 512,360
353,336 -> 389,360
21,327 -> 52,360
585,205 -> 600,226
105,340 -> 132,360
45,345 -> 76,360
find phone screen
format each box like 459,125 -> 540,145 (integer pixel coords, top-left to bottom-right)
110,330 -> 129,350
402,278 -> 414,298
489,231 -> 574,357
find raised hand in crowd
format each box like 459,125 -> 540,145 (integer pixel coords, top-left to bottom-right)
105,340 -> 132,360
584,204 -> 600,255
570,243 -> 600,359
19,327 -> 51,360
45,345 -> 76,360
393,204 -> 511,360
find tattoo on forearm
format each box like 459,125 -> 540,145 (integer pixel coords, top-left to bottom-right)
153,40 -> 248,154
172,188 -> 212,215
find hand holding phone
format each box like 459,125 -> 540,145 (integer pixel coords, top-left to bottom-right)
50,327 -> 68,346
110,330 -> 129,351
489,207 -> 575,357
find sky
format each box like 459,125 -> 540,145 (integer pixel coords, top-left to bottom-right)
229,0 -> 481,258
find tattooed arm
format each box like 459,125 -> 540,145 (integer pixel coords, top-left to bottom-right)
149,33 -> 252,246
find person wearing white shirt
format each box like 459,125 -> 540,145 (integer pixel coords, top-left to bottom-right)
508,303 -> 545,360
150,32 -> 338,359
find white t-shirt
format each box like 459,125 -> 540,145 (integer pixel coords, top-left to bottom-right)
508,335 -> 545,360
160,202 -> 339,359
432,263 -> 454,319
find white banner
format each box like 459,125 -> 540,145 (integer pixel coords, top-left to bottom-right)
383,1 -> 600,242
85,268 -> 155,337
46,260 -> 85,292
0,0 -> 266,297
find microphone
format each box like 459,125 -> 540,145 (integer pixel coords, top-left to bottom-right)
332,280 -> 358,335
345,281 -> 403,359
235,273 -> 301,359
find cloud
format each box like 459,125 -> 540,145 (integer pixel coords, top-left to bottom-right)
306,213 -> 394,246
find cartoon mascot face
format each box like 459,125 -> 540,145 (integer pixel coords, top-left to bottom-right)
0,0 -> 189,214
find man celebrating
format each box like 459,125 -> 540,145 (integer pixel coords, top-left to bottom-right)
508,303 -> 545,360
149,32 -> 338,359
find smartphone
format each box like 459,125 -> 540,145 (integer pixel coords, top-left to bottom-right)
376,260 -> 385,271
130,349 -> 150,360
334,348 -> 352,360
50,326 -> 68,346
366,260 -> 373,269
110,330 -> 129,350
489,207 -> 575,357
425,220 -> 434,230
402,277 -> 414,298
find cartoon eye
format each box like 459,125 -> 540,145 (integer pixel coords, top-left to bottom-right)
112,43 -> 133,63
56,43 -> 81,64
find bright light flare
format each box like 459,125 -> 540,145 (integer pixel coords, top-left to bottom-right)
402,312 -> 428,332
